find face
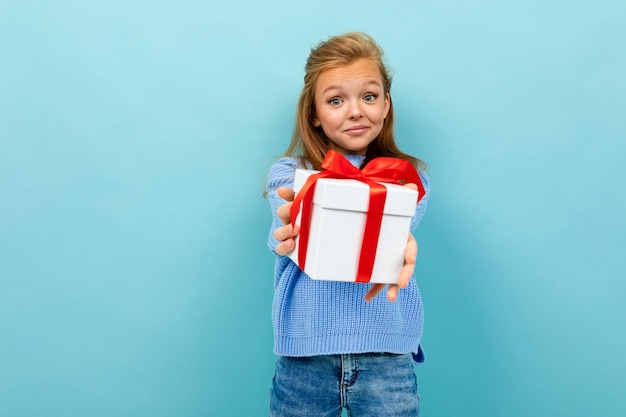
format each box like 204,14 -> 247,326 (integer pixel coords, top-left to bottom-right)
312,59 -> 390,155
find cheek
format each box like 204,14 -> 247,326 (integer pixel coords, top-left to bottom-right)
317,111 -> 337,127
372,106 -> 387,122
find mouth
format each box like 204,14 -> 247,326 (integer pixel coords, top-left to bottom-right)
344,125 -> 370,135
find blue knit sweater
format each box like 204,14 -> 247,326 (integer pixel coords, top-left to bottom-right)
266,154 -> 430,360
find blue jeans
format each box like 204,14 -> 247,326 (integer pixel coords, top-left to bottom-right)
269,353 -> 420,417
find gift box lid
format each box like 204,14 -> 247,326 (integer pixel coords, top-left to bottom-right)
293,169 -> 418,217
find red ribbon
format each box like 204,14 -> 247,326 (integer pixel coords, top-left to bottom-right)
290,150 -> 425,283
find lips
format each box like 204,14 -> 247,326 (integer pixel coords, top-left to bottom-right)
344,125 -> 369,135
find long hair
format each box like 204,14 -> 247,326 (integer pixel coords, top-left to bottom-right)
284,32 -> 424,171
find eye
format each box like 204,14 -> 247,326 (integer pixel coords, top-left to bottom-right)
328,97 -> 343,106
363,94 -> 378,102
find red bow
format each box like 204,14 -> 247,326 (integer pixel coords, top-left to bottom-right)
290,150 -> 425,283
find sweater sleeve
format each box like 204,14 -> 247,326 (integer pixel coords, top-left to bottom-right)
410,171 -> 430,232
266,157 -> 299,255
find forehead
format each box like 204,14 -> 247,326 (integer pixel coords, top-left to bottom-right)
315,59 -> 383,91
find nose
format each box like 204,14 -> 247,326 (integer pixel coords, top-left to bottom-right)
349,101 -> 363,119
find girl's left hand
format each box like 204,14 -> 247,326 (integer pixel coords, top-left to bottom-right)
364,233 -> 417,302
364,182 -> 419,303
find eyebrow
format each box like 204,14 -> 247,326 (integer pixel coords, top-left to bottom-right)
320,80 -> 383,95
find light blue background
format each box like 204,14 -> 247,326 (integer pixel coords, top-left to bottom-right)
1,1 -> 625,416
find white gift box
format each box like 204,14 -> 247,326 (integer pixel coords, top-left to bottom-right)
288,169 -> 418,284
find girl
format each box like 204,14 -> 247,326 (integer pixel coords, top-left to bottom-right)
266,32 -> 430,417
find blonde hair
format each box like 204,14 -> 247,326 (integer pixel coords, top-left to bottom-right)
284,32 -> 423,170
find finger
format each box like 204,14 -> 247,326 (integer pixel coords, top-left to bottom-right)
276,201 -> 293,226
365,283 -> 385,302
274,222 -> 300,256
275,238 -> 295,256
397,262 -> 415,289
277,187 -> 295,202
404,182 -> 418,191
273,224 -> 298,243
396,235 -> 417,287
386,284 -> 400,302
405,234 -> 417,264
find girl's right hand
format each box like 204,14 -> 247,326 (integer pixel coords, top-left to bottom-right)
273,187 -> 300,256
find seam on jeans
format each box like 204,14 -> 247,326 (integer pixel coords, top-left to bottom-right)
340,354 -> 347,408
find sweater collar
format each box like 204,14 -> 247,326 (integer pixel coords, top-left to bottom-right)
342,153 -> 367,168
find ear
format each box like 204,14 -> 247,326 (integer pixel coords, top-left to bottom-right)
312,115 -> 321,127
383,92 -> 391,119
